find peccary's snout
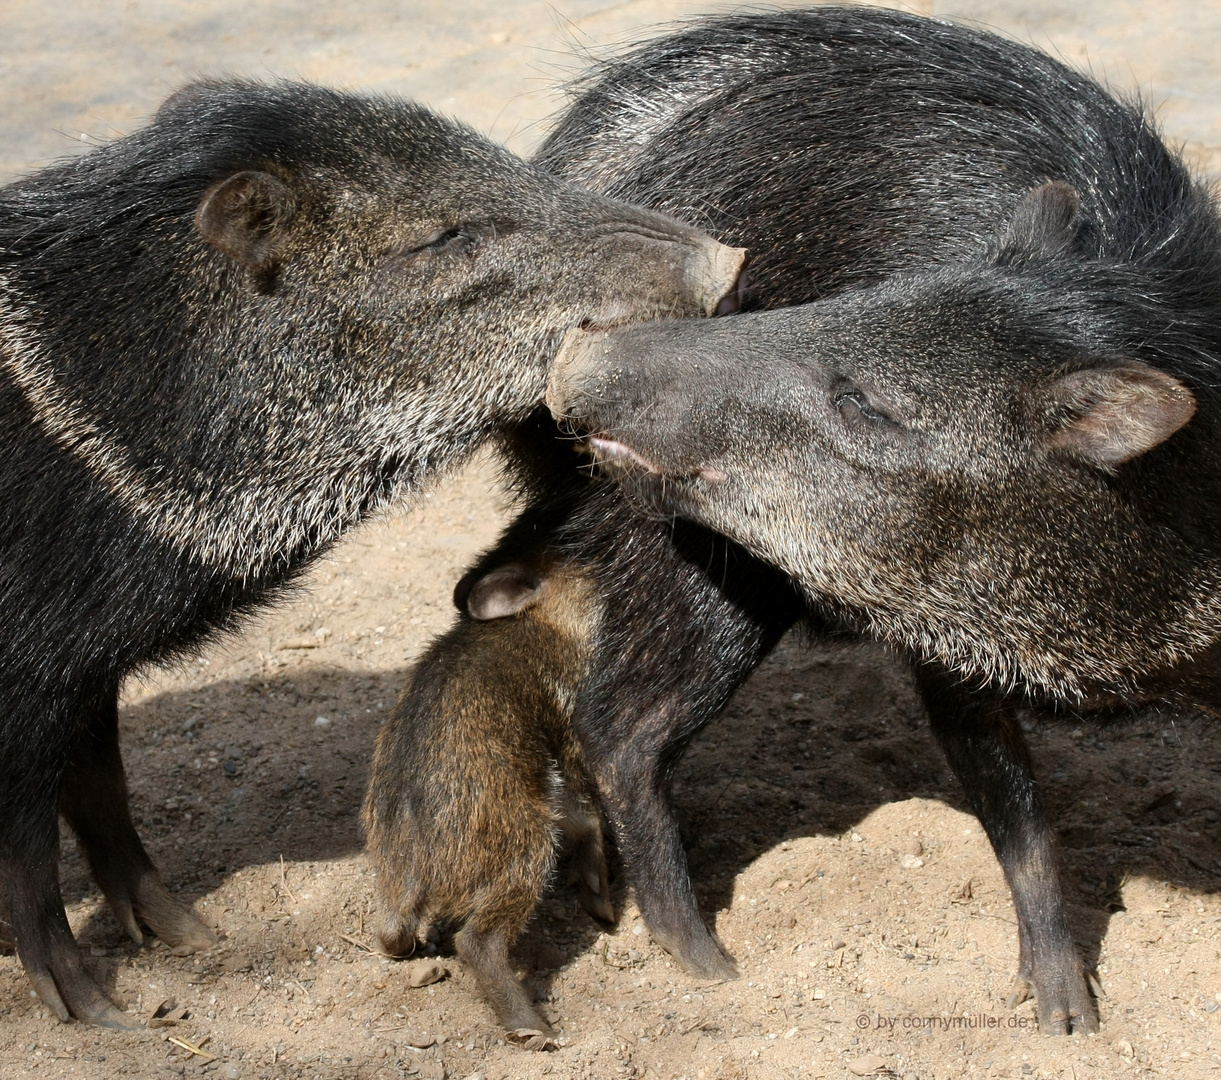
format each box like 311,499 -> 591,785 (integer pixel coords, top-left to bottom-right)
545,326 -> 604,421
584,224 -> 745,328
546,318 -> 734,474
692,237 -> 747,317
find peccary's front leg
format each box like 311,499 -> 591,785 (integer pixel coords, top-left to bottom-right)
914,663 -> 1097,1035
593,727 -> 738,979
59,694 -> 215,954
571,510 -> 804,980
0,716 -> 135,1030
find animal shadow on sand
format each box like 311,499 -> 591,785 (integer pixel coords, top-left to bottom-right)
17,638 -> 1221,1009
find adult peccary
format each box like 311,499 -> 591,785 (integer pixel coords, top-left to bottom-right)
0,77 -> 741,1028
365,558 -> 612,1045
430,5 -> 1219,1036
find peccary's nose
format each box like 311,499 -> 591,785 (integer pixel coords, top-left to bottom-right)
692,239 -> 748,317
546,326 -> 604,421
716,267 -> 748,316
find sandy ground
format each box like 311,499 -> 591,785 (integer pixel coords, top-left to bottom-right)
3,3 -> 1221,1080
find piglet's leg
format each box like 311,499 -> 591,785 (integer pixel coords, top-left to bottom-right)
454,924 -> 554,1047
59,694 -> 216,953
915,663 -> 1098,1036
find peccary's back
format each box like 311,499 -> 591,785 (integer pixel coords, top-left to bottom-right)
539,6 -> 1221,314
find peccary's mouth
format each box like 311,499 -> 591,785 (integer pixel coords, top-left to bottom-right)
587,436 -> 662,472
584,435 -> 726,484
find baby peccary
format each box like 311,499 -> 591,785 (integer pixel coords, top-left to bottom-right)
0,78 -> 740,1027
365,561 -> 609,1045
543,7 -> 1221,1036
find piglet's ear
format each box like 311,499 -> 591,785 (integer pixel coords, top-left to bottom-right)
195,170 -> 295,272
1042,360 -> 1196,467
465,565 -> 544,620
1000,181 -> 1081,260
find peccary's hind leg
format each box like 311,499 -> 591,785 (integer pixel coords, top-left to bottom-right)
59,693 -> 215,953
915,663 -> 1098,1036
454,924 -> 554,1046
1,780 -> 135,1028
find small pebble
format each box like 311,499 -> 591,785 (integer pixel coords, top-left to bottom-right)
314,715 -> 331,729
407,959 -> 448,988
900,854 -> 925,869
223,1066 -> 241,1080
847,1056 -> 889,1076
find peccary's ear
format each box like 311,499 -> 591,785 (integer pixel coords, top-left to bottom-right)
1001,181 -> 1081,259
465,565 -> 544,620
1042,360 -> 1196,467
195,170 -> 295,272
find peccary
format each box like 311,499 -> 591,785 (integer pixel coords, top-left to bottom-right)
365,558 -> 611,1044
448,6 -> 1220,1036
0,77 -> 741,1027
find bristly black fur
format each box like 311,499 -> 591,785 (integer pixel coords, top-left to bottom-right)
0,74 -> 734,1027
451,6 -> 1221,1036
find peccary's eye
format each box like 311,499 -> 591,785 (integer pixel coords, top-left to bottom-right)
834,386 -> 888,426
386,221 -> 512,267
414,224 -> 481,256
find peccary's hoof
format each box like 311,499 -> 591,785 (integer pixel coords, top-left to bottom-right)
650,925 -> 739,981
127,877 -> 218,953
29,969 -> 143,1030
1005,974 -> 1033,1010
684,949 -> 739,983
82,1002 -> 146,1031
507,1027 -> 558,1051
578,887 -> 615,925
1007,972 -> 1099,1036
146,912 -> 216,953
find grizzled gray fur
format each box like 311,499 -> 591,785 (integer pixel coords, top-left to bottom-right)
479,6 -> 1221,1036
0,77 -> 740,1028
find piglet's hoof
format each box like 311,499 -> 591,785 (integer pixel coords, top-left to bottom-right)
507,1027 -> 558,1051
